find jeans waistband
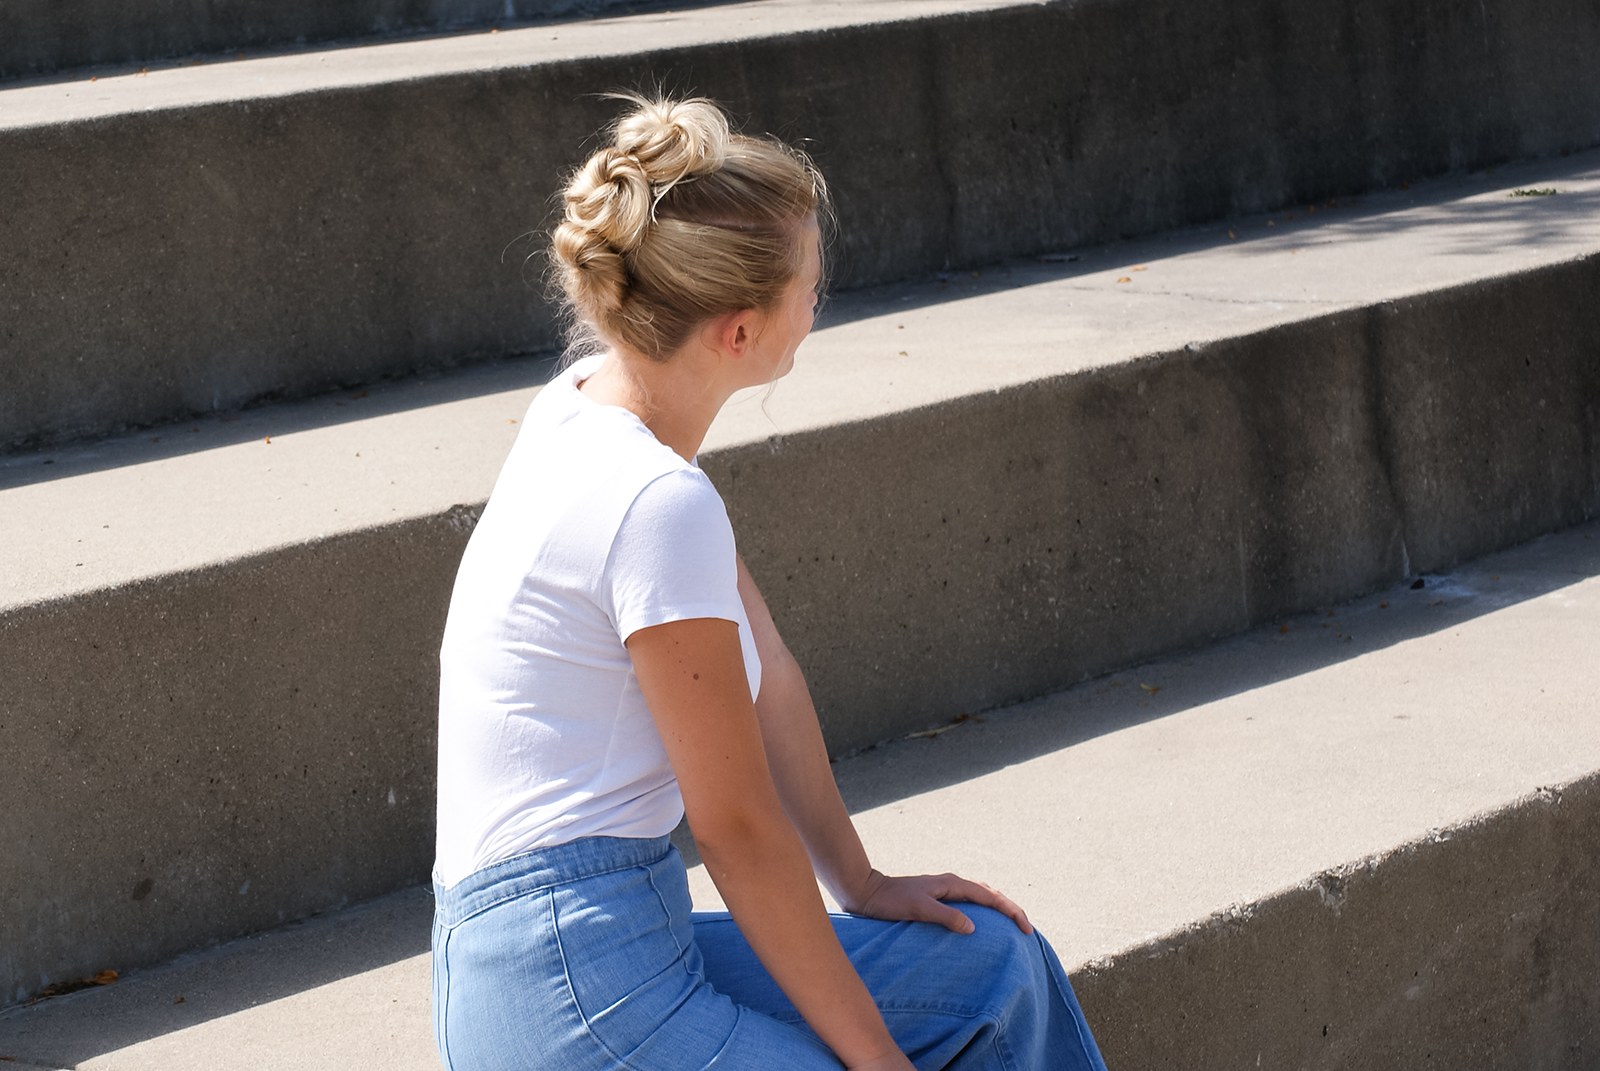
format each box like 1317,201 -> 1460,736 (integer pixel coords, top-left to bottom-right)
433,835 -> 675,927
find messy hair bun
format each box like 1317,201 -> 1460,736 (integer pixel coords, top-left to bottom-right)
551,94 -> 827,360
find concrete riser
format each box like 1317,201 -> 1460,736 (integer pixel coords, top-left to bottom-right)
0,523 -> 460,1008
0,0 -> 634,79
3,257 -> 1597,1004
720,258 -> 1600,747
6,0 -> 1600,450
1076,774 -> 1600,1070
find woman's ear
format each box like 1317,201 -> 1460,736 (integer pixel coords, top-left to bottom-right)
707,308 -> 759,359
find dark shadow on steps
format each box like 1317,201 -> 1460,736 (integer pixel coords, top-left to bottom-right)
0,885 -> 433,1067
826,520 -> 1600,816
670,523 -> 1600,867
0,351 -> 562,492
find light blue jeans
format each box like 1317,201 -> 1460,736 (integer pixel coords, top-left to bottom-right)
432,835 -> 1108,1070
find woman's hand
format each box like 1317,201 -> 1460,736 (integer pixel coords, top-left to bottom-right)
849,869 -> 1033,936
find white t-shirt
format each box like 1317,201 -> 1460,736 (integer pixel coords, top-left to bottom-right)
433,354 -> 761,889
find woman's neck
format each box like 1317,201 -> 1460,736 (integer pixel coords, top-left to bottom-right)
578,343 -> 734,462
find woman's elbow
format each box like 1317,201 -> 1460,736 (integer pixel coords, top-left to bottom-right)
687,795 -> 790,858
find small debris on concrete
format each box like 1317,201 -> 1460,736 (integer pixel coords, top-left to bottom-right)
30,969 -> 118,1004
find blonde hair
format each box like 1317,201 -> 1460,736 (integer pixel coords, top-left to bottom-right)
551,94 -> 829,361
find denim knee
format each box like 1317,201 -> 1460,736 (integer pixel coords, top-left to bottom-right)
950,905 -> 1050,993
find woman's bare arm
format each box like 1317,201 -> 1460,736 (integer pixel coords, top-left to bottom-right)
736,558 -> 1033,934
626,617 -> 911,1070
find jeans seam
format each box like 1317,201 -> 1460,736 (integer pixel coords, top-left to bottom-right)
1039,934 -> 1106,1070
433,919 -> 454,1071
549,884 -> 647,1071
644,863 -> 689,956
990,1009 -> 1019,1071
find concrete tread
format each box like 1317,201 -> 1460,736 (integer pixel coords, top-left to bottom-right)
4,149 -> 1597,611
0,0 -> 1041,130
1,521 -> 1595,1068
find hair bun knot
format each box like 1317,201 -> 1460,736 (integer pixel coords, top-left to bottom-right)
562,147 -> 652,253
613,97 -> 729,194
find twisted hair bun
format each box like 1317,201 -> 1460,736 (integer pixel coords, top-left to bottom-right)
613,97 -> 729,200
551,94 -> 827,360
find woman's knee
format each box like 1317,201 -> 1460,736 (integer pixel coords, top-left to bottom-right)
955,904 -> 1043,964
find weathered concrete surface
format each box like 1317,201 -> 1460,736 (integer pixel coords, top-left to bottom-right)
8,153 -> 1599,608
1075,780 -> 1600,1070
0,0 -> 670,80
3,522 -> 1597,1065
5,0 -> 1600,449
2,159 -> 1597,1007
0,524 -> 462,1010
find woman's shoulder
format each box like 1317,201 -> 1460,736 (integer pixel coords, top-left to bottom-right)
628,462 -> 724,524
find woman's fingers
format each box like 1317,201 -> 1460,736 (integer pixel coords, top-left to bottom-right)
862,874 -> 1034,935
935,874 -> 1034,935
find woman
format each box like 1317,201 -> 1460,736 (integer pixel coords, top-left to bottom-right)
432,96 -> 1108,1071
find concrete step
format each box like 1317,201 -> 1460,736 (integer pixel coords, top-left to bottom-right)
3,150 -> 1598,1009
5,0 -> 1598,449
2,520 -> 1595,1068
0,0 -> 668,80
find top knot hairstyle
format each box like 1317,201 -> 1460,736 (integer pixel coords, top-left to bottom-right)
551,94 -> 830,360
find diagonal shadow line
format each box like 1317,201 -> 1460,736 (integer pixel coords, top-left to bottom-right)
833,524 -> 1600,810
684,519 -> 1600,858
0,351 -> 562,492
812,150 -> 1600,330
7,147 -> 1595,490
0,884 -> 435,1065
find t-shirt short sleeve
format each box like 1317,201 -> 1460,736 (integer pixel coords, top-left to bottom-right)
606,467 -> 744,642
